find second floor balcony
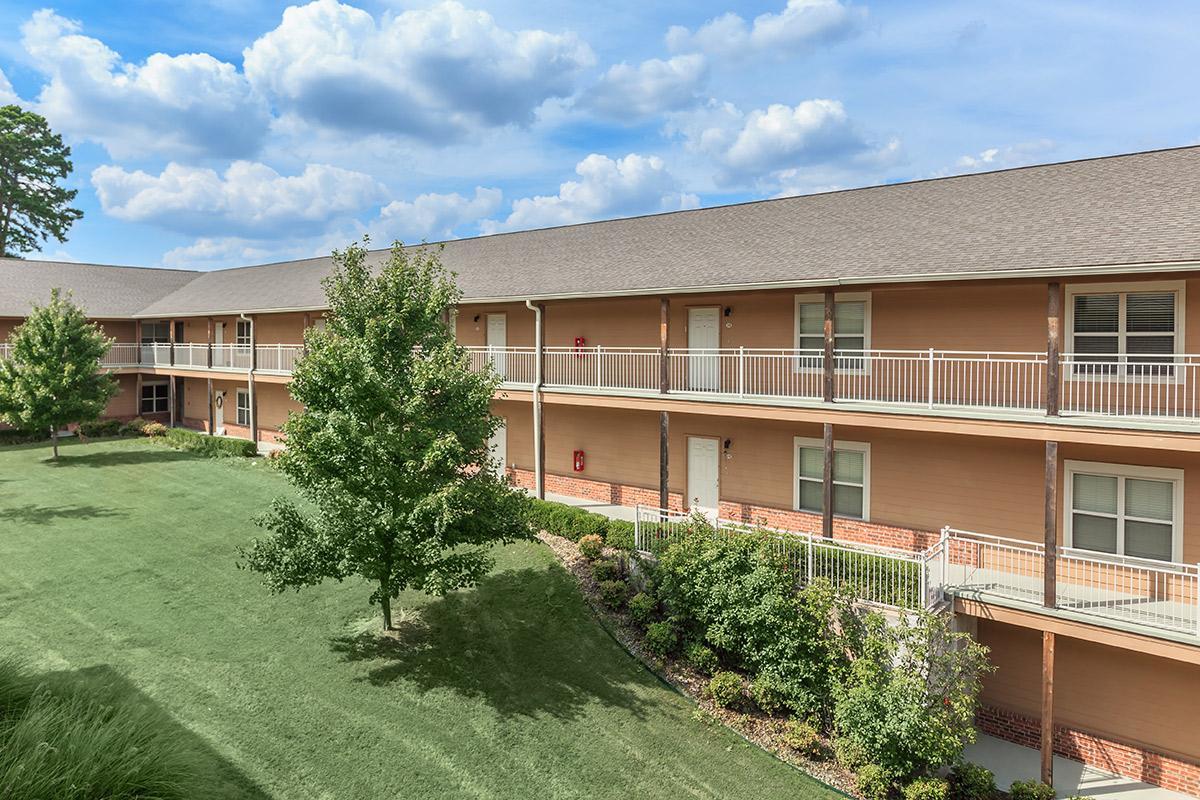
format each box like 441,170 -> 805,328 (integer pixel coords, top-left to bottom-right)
0,342 -> 307,376
468,345 -> 1200,430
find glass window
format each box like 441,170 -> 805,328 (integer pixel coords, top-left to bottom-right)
796,296 -> 869,371
796,442 -> 867,520
140,321 -> 169,344
140,382 -> 168,413
236,320 -> 253,347
1070,467 -> 1177,562
236,389 -> 250,426
1071,289 -> 1177,374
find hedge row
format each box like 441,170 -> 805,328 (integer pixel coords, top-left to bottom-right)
527,498 -> 635,550
0,428 -> 49,445
160,427 -> 257,458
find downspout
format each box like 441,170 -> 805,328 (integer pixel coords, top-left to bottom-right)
525,300 -> 544,499
240,312 -> 256,447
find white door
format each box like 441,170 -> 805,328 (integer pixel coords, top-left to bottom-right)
687,436 -> 720,519
687,307 -> 720,391
213,322 -> 225,368
214,391 -> 225,435
488,418 -> 507,478
486,314 -> 507,377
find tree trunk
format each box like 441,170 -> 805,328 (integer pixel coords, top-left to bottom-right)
50,428 -> 58,460
380,591 -> 393,631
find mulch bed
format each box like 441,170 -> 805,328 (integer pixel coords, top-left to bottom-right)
537,531 -> 861,798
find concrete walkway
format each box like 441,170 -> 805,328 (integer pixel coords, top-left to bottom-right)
538,490 -> 640,522
965,735 -> 1194,800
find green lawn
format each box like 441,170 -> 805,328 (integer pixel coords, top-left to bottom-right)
0,438 -> 836,799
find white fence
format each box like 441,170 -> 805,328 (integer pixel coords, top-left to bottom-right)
633,505 -> 944,612
943,527 -> 1200,637
465,346 -> 537,386
255,344 -> 304,374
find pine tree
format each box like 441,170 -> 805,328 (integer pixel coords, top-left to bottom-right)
0,289 -> 117,459
0,105 -> 83,258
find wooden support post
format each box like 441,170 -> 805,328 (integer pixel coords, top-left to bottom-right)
135,320 -> 143,365
206,317 -> 213,369
168,319 -> 176,367
1041,630 -> 1056,786
822,289 -> 835,403
135,372 -> 143,418
659,411 -> 670,510
659,297 -> 670,395
822,422 -> 834,538
206,378 -> 214,436
1047,282 -> 1062,416
168,378 -> 176,428
1044,441 -> 1058,608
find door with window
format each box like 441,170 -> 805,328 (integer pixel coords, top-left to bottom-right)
488,418 -> 507,479
141,321 -> 169,365
214,391 -> 225,435
686,436 -> 720,519
486,314 -> 507,377
687,308 -> 720,391
235,320 -> 253,370
1067,462 -> 1180,562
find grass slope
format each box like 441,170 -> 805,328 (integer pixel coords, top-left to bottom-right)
0,438 -> 835,799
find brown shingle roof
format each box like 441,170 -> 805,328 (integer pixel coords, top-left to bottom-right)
0,259 -> 196,318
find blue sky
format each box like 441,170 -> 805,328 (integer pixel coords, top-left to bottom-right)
1,0 -> 1197,270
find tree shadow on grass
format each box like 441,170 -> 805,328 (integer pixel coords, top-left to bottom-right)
48,447 -> 195,468
330,564 -> 655,723
7,663 -> 270,800
0,503 -> 126,526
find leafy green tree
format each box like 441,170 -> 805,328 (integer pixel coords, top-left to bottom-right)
0,105 -> 83,258
0,288 -> 117,459
239,240 -> 530,630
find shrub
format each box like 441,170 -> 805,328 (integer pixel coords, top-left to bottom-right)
833,611 -> 992,783
526,498 -> 556,533
606,519 -> 636,551
1009,781 -> 1056,800
949,762 -> 996,800
141,421 -> 168,437
643,620 -> 677,657
549,505 -> 592,541
591,559 -> 621,583
905,777 -> 950,800
598,579 -> 627,609
578,534 -> 604,561
685,641 -> 719,676
781,720 -> 827,760
856,764 -> 894,800
161,428 -> 257,458
119,417 -> 148,435
834,736 -> 868,770
628,592 -> 658,625
0,428 -> 49,445
750,673 -> 790,716
79,418 -> 122,437
576,512 -> 609,540
707,671 -> 745,709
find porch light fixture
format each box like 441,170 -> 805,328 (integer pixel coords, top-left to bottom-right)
723,307 -> 732,317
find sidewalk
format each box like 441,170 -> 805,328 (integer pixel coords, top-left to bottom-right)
537,490 -> 640,522
965,735 -> 1195,800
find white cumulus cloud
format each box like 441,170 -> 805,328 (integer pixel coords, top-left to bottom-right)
92,161 -> 385,238
20,9 -> 270,159
242,0 -> 595,142
0,68 -> 20,105
953,139 -> 1056,172
481,153 -> 698,234
370,187 -> 503,244
579,54 -> 707,119
666,0 -> 865,58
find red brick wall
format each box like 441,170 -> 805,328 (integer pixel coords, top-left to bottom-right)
510,467 -> 685,511
977,705 -> 1200,796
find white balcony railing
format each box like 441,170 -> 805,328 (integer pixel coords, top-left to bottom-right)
633,506 -> 945,612
465,346 -> 538,386
102,343 -> 141,367
943,528 -> 1200,638
255,344 -> 305,374
1060,353 -> 1200,419
548,346 -> 661,391
211,344 -> 254,371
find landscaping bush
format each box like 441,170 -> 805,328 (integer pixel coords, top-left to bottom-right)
949,762 -> 996,800
576,512 -> 609,540
905,777 -> 950,800
141,421 -> 168,437
684,641 -> 719,676
79,418 -> 122,437
833,611 -> 992,784
605,519 -> 636,551
706,671 -> 745,709
643,621 -> 677,657
162,427 -> 257,458
781,720 -> 827,760
750,673 -> 789,716
119,416 -> 148,435
0,428 -> 48,445
0,659 -> 205,799
856,763 -> 894,800
591,558 -> 621,583
628,591 -> 658,625
1009,781 -> 1056,800
833,736 -> 868,770
527,498 -> 557,533
598,579 -> 627,609
578,534 -> 604,560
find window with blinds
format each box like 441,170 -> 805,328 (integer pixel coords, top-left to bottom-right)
795,295 -> 869,370
794,439 -> 868,519
1069,464 -> 1179,562
1071,289 -> 1177,373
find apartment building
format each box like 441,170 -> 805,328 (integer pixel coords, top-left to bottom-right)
2,146 -> 1200,794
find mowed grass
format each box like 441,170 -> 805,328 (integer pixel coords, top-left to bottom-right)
0,438 -> 835,799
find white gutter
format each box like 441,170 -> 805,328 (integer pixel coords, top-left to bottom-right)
525,300 -> 544,499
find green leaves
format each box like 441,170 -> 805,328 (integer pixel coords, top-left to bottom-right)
240,240 -> 531,629
0,288 -> 117,456
0,105 -> 83,258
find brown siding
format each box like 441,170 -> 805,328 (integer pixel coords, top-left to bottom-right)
978,619 -> 1200,761
456,303 -> 534,348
